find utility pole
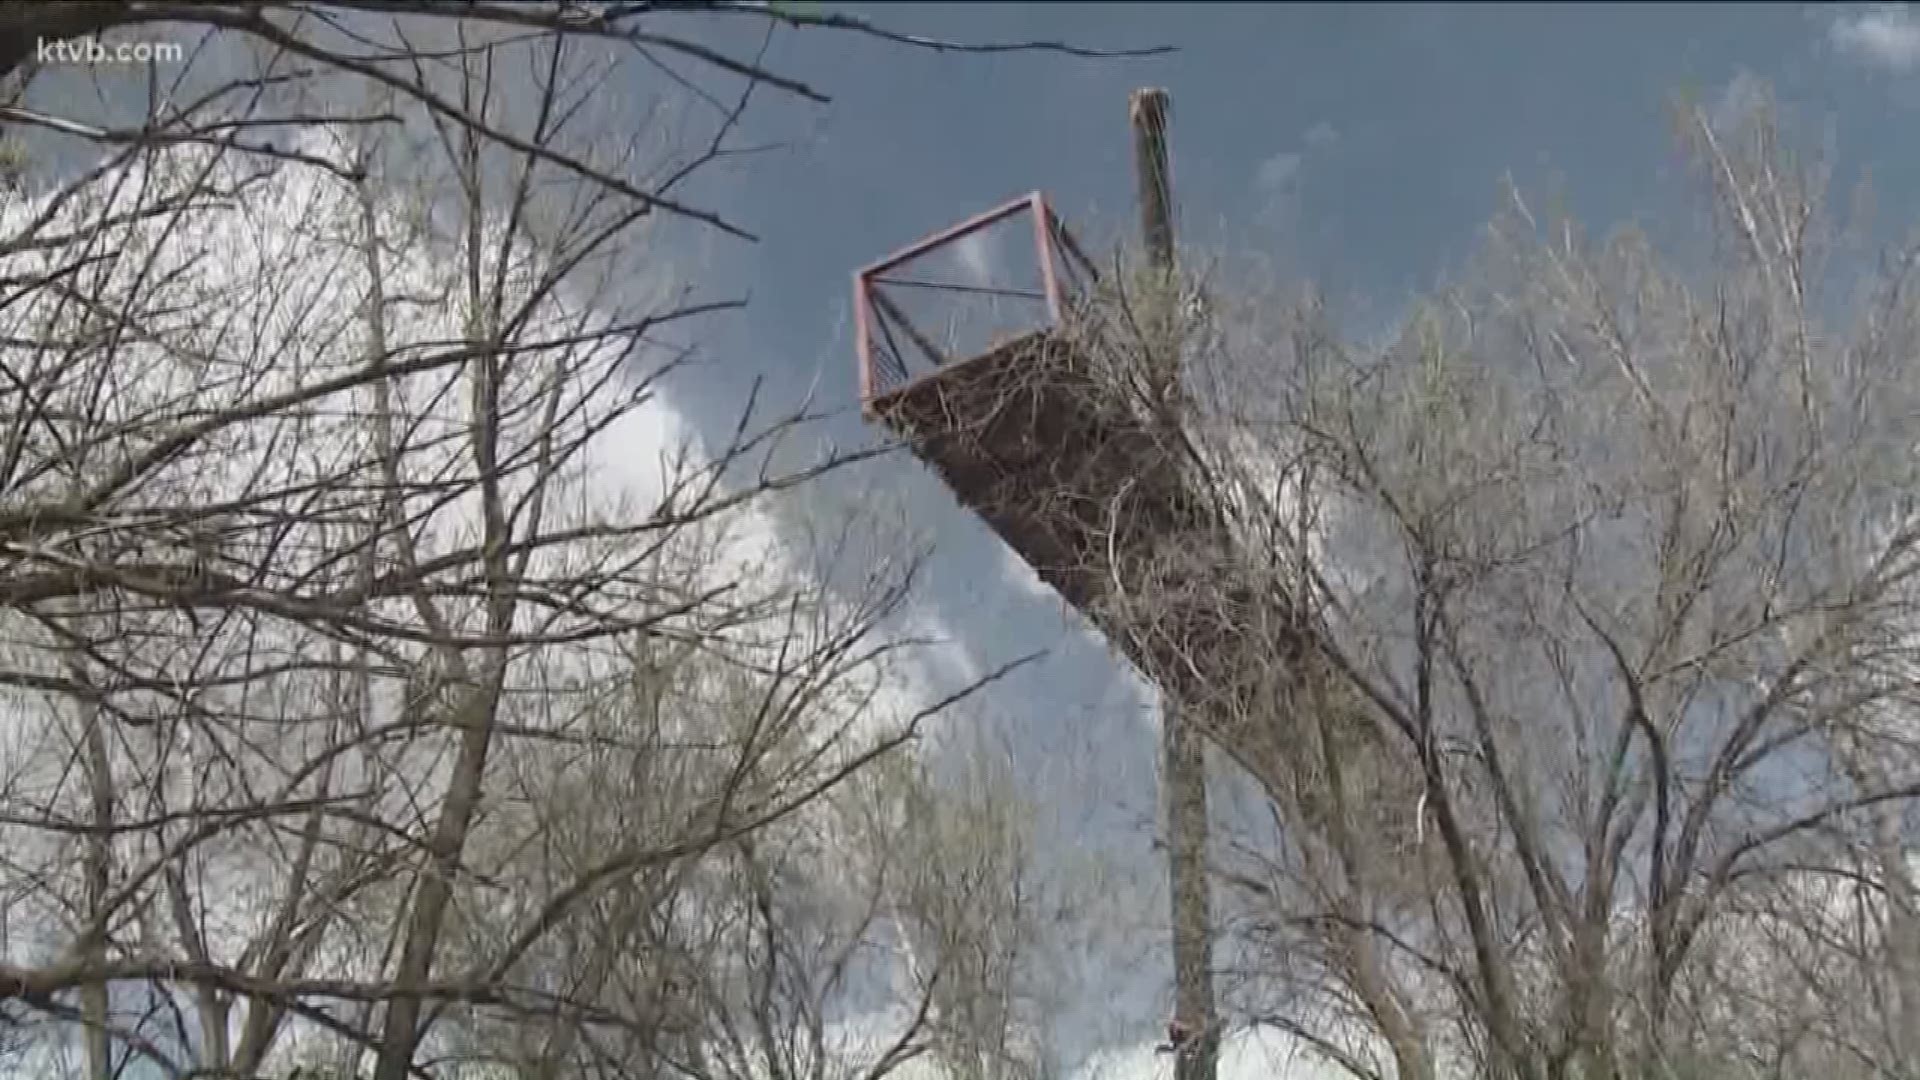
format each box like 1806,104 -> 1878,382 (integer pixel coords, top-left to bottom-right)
1130,87 -> 1181,409
1131,86 -> 1218,1080
1132,89 -> 1176,270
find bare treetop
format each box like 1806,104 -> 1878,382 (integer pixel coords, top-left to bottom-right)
1,2 -> 1169,242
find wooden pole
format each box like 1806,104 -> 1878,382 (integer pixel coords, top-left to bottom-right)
1130,85 -> 1218,1080
1131,88 -> 1176,272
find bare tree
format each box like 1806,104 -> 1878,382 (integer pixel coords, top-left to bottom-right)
1061,93 -> 1920,1080
0,21 -> 1061,1080
0,2 -> 1166,236
0,5 -> 1177,1077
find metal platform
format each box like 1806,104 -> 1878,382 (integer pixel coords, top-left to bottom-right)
852,193 -> 1267,708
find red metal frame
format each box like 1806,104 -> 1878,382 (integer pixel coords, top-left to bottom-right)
853,191 -> 1097,411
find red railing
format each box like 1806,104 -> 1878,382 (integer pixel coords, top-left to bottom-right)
854,191 -> 1099,409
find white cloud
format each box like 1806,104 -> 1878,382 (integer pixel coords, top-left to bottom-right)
810,1016 -> 1363,1080
953,229 -> 996,286
1253,151 -> 1304,233
1830,4 -> 1920,73
1254,122 -> 1339,234
1255,150 -> 1303,193
1256,119 -> 1338,196
0,130 -> 982,1073
1072,1028 -> 1359,1080
1709,68 -> 1768,131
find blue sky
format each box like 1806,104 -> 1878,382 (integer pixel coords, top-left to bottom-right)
652,2 -> 1920,791
678,1 -> 1920,626
623,3 -> 1920,1064
683,2 -> 1920,336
